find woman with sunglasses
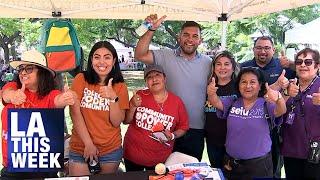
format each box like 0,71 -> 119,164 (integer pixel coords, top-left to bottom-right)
1,49 -> 75,179
204,51 -> 240,168
281,48 -> 320,179
208,67 -> 287,179
68,41 -> 129,176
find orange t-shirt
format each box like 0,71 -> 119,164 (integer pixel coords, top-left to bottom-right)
69,73 -> 129,156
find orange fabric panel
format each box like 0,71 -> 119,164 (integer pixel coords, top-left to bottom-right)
46,51 -> 76,71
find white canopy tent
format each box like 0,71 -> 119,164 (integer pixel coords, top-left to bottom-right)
285,17 -> 320,45
0,0 -> 319,21
0,0 -> 319,48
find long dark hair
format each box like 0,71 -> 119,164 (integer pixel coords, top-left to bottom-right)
17,66 -> 55,98
84,41 -> 124,85
235,67 -> 266,97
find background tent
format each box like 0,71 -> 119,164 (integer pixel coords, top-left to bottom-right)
285,17 -> 320,45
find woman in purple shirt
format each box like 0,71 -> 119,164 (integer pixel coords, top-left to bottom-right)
207,67 -> 287,179
282,48 -> 320,179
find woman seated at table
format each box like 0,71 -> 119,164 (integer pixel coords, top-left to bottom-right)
207,67 -> 286,179
123,64 -> 189,171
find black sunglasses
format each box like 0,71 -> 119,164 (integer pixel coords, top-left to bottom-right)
16,65 -> 37,74
294,59 -> 314,66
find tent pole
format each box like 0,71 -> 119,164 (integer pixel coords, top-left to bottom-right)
218,13 -> 228,50
221,21 -> 227,50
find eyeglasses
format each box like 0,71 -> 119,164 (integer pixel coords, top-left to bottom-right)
294,59 -> 314,66
16,65 -> 36,74
254,46 -> 272,52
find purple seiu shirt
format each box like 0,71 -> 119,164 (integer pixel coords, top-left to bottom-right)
217,97 -> 278,160
281,76 -> 320,159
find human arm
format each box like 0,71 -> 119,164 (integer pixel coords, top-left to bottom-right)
264,83 -> 287,117
207,78 -> 223,111
270,69 -> 289,91
135,14 -> 167,65
69,95 -> 99,162
163,129 -> 187,142
124,90 -> 141,124
99,79 -> 128,127
54,85 -> 76,108
162,97 -> 189,142
2,83 -> 26,105
279,50 -> 296,71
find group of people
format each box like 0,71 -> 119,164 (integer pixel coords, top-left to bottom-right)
0,13 -> 319,180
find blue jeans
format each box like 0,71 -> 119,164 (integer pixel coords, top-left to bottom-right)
69,148 -> 123,164
206,141 -> 225,168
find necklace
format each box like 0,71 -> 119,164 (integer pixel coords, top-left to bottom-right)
157,102 -> 164,112
155,91 -> 168,112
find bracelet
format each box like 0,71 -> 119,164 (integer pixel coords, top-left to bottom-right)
148,29 -> 156,32
171,132 -> 175,141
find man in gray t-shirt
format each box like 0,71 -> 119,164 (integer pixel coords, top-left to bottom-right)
134,14 -> 211,161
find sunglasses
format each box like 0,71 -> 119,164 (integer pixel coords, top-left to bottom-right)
16,65 -> 37,74
294,59 -> 314,66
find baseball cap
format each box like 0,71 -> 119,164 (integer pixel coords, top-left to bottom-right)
144,64 -> 165,79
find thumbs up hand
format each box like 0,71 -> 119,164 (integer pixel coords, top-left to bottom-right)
60,85 -> 75,106
311,87 -> 320,105
54,84 -> 77,108
287,78 -> 299,97
279,50 -> 290,68
130,90 -> 142,108
11,83 -> 27,105
264,83 -> 281,103
99,78 -> 117,100
276,69 -> 289,90
207,77 -> 218,96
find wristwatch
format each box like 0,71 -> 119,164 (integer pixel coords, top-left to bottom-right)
109,96 -> 119,103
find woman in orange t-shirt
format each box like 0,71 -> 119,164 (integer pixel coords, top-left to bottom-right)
69,41 -> 129,176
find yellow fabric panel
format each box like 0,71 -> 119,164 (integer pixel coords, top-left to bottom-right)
46,27 -> 72,46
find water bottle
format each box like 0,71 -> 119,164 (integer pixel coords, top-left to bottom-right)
135,21 -> 152,36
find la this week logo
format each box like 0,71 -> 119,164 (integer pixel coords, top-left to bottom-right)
10,112 -> 61,168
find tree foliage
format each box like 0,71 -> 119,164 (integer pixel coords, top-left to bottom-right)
0,4 -> 319,64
